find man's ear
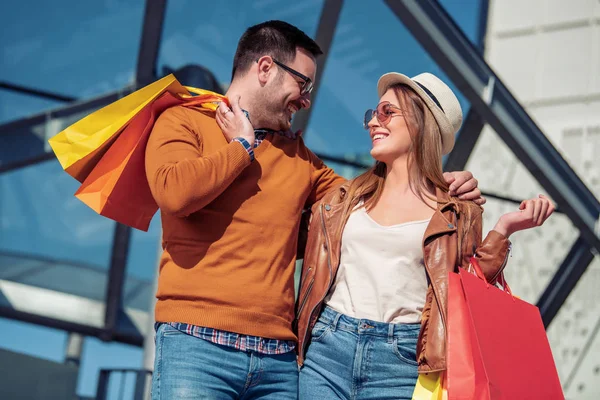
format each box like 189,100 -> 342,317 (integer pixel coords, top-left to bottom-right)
256,56 -> 275,86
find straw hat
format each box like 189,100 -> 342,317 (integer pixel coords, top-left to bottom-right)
377,72 -> 463,155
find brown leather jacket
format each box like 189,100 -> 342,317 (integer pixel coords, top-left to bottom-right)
295,182 -> 511,373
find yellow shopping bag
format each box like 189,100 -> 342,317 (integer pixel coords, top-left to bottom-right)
412,372 -> 447,400
48,74 -> 194,182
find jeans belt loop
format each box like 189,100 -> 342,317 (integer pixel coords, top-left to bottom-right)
331,311 -> 342,332
387,324 -> 395,344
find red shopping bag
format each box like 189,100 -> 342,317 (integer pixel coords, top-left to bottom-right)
447,258 -> 564,400
447,271 -> 488,399
74,91 -> 226,231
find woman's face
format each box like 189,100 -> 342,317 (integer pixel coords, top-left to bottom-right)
366,89 -> 413,164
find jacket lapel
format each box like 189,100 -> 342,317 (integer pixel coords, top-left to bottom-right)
423,188 -> 458,244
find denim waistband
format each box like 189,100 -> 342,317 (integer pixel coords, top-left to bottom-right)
318,306 -> 421,342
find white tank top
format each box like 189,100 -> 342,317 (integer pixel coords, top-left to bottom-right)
325,206 -> 430,324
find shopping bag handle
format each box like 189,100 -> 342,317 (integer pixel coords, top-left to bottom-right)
185,86 -> 230,105
183,94 -> 230,107
168,86 -> 231,109
175,90 -> 231,112
468,256 -> 513,297
496,272 -> 513,297
184,86 -> 222,97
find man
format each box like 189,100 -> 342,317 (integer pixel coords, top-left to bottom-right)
145,20 -> 482,399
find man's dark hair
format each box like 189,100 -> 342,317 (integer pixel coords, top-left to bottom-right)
232,20 -> 322,80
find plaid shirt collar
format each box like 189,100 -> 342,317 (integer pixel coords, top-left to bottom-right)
242,109 -> 299,141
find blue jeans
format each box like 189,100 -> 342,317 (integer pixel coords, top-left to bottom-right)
299,306 -> 421,400
152,323 -> 298,399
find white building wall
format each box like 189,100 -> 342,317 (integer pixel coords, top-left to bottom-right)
469,1 -> 600,398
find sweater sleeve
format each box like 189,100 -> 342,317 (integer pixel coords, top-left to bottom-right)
305,145 -> 346,208
145,106 -> 252,217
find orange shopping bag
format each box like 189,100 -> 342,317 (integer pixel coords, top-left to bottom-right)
74,90 -> 227,231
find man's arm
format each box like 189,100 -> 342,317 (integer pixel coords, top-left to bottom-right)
145,107 -> 252,217
306,161 -> 484,207
296,150 -> 345,260
306,151 -> 347,207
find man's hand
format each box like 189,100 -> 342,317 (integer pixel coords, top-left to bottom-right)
215,95 -> 255,147
493,195 -> 555,238
443,171 -> 485,205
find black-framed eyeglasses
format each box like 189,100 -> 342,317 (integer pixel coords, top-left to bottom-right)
271,59 -> 314,96
363,101 -> 403,129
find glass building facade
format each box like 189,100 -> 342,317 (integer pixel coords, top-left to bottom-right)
4,0 -> 598,398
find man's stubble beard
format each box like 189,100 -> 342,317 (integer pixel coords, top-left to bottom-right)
254,87 -> 288,130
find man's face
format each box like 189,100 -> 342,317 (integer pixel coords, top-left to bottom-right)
261,48 -> 316,131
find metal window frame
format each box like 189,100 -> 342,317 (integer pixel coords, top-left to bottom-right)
96,369 -> 152,400
536,237 -> 595,328
291,0 -> 344,136
443,109 -> 485,172
0,81 -> 77,103
0,88 -> 132,174
135,0 -> 167,87
103,0 -> 168,342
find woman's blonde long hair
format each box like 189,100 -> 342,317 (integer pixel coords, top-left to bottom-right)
343,84 -> 450,217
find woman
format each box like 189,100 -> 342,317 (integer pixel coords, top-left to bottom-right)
296,72 -> 554,399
